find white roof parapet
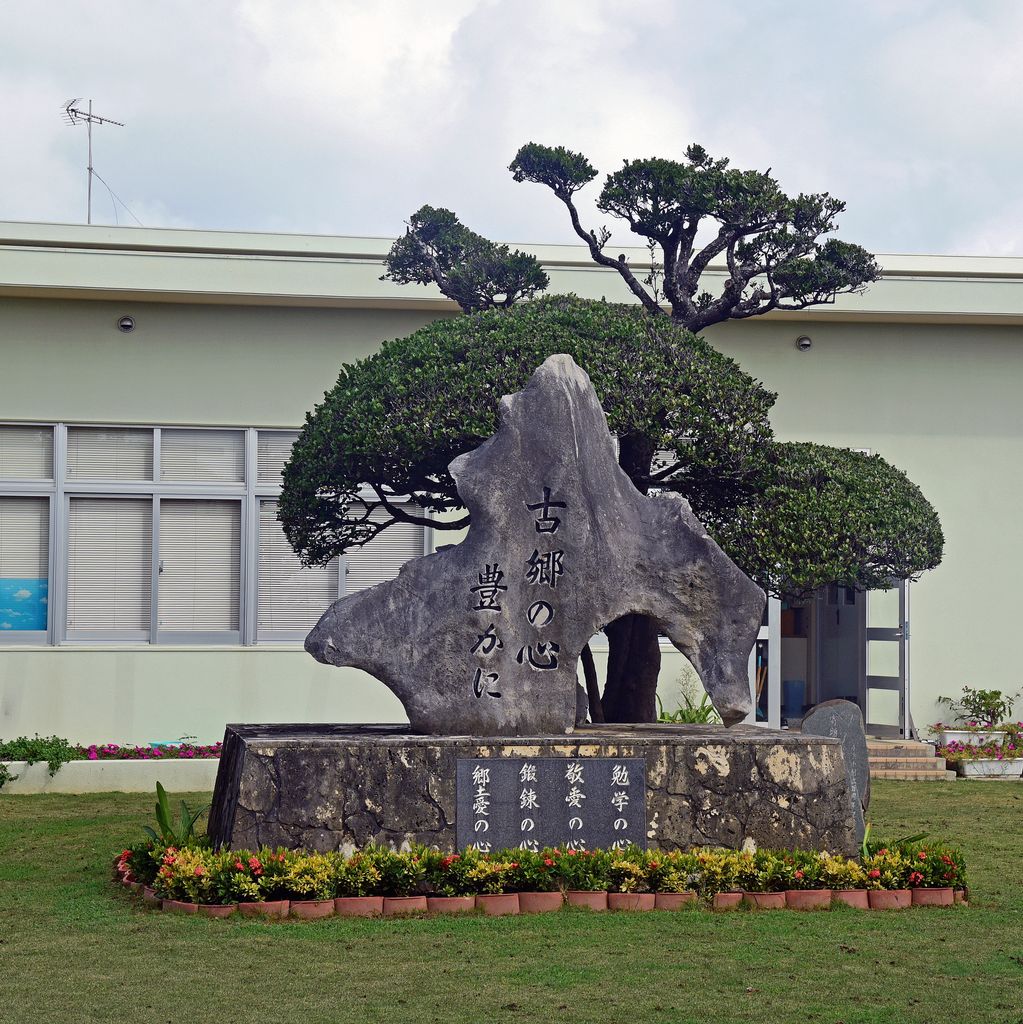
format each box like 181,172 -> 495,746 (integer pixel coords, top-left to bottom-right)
3,220 -> 1023,323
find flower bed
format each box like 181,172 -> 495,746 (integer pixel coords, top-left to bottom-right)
113,839 -> 969,918
1,736 -> 222,792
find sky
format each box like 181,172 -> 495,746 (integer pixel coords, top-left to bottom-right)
1,0 -> 1022,255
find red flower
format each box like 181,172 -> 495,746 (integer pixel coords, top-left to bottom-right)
868,869 -> 881,879
909,871 -> 924,885
248,856 -> 261,870
234,860 -> 245,871
794,870 -> 804,880
917,851 -> 927,861
543,858 -> 554,867
193,866 -> 205,877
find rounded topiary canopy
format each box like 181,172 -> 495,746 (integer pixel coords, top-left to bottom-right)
281,294 -> 776,563
280,294 -> 943,599
703,442 -> 944,599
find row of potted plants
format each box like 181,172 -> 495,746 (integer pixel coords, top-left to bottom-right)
114,839 -> 968,918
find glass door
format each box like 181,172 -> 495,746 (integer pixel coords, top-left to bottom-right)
863,583 -> 908,739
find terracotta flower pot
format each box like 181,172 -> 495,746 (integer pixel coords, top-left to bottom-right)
382,895 -> 428,916
565,890 -> 608,911
911,887 -> 954,907
198,904 -> 236,919
868,889 -> 911,910
785,889 -> 832,910
654,892 -> 697,910
831,890 -> 869,909
712,892 -> 742,910
162,899 -> 198,914
290,899 -> 335,920
518,892 -> 563,914
238,900 -> 290,918
742,891 -> 786,910
475,893 -> 519,916
427,895 -> 476,914
334,896 -> 384,917
954,888 -> 968,905
142,886 -> 161,908
608,892 -> 655,912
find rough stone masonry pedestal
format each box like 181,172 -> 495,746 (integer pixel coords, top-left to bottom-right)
208,723 -> 860,856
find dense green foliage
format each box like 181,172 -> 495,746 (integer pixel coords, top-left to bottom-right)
280,296 -> 942,598
382,205 -> 549,311
509,141 -> 881,330
280,295 -> 775,563
704,443 -> 944,598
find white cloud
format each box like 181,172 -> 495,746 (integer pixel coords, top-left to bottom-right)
0,1 -> 1021,253
13,589 -> 32,601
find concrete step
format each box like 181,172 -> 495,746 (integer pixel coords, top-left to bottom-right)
871,768 -> 957,781
870,757 -> 949,771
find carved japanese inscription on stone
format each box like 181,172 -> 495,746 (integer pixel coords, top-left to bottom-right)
305,354 -> 765,735
455,757 -> 647,852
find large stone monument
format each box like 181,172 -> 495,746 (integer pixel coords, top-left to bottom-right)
209,355 -> 862,855
305,354 -> 764,734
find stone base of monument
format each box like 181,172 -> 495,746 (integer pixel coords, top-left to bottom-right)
208,723 -> 860,856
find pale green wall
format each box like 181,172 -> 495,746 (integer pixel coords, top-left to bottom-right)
706,317 -> 1023,730
2,294 -> 1019,740
0,297 -> 437,426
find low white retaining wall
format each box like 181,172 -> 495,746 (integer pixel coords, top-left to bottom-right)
1,758 -> 220,794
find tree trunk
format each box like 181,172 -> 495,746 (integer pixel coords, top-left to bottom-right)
601,614 -> 662,722
599,433 -> 662,723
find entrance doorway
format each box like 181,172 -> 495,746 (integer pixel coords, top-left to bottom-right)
747,582 -> 911,739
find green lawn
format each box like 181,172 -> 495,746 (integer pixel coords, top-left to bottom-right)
1,782 -> 1021,1024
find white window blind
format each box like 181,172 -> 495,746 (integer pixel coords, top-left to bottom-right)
257,431 -> 300,486
67,498 -> 152,630
160,429 -> 245,483
257,500 -> 337,631
0,426 -> 54,480
345,504 -> 425,595
0,497 -> 49,633
158,499 -> 240,631
66,428 -> 153,481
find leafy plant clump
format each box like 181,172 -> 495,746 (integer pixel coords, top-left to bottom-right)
116,837 -> 967,906
143,782 -> 208,848
937,686 -> 1022,727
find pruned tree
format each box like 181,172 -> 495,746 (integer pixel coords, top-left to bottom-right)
382,205 -> 549,312
508,142 -> 881,330
281,297 -> 943,724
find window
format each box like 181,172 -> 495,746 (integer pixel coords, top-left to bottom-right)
161,429 -> 244,483
67,498 -> 152,637
0,426 -> 53,480
257,431 -> 299,486
344,506 -> 426,595
66,428 -> 152,481
158,499 -> 240,636
257,499 -> 337,638
0,496 -> 49,637
0,423 -> 430,646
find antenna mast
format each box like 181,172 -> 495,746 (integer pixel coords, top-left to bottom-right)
62,99 -> 125,225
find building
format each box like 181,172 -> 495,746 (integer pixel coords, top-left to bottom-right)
2,221 -> 1021,744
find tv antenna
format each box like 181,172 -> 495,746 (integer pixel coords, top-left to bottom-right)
62,99 -> 125,225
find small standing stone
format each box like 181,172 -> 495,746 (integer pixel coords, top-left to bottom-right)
801,699 -> 871,846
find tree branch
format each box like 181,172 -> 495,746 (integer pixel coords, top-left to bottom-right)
559,192 -> 663,315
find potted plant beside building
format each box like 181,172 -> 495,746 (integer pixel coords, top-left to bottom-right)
738,850 -> 787,909
424,852 -> 477,914
930,687 -> 1020,746
648,850 -> 699,910
783,851 -> 832,910
555,849 -> 610,910
606,847 -> 655,911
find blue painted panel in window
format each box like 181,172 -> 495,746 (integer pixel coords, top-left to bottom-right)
0,578 -> 48,631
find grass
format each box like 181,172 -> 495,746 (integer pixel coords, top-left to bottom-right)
1,782 -> 1021,1024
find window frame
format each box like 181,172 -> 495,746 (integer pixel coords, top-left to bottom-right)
0,422 -> 432,647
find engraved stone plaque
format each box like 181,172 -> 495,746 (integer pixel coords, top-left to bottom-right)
455,756 -> 646,851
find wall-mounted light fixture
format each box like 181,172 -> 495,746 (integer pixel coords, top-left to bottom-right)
117,315 -> 136,333
795,335 -> 812,352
